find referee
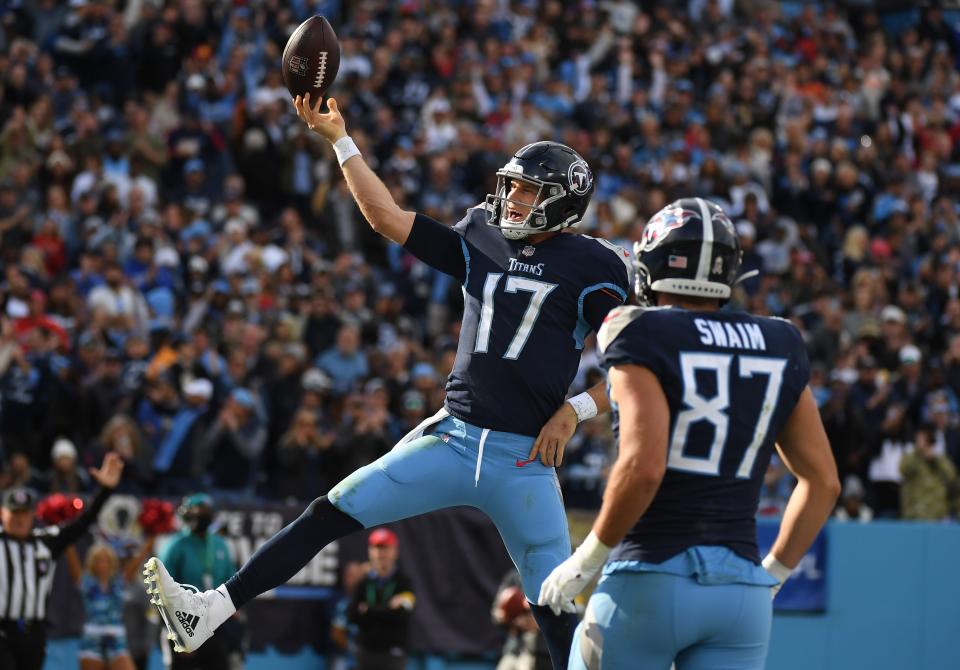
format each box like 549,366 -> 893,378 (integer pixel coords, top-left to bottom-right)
0,452 -> 123,669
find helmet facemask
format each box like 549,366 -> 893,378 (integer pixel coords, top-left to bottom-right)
485,170 -> 574,240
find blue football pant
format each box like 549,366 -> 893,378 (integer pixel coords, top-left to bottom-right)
329,414 -> 571,601
569,571 -> 772,670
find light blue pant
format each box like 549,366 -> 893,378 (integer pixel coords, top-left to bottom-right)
570,571 -> 772,670
328,414 -> 570,601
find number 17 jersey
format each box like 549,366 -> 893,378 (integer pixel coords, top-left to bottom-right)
597,305 -> 811,564
403,206 -> 632,437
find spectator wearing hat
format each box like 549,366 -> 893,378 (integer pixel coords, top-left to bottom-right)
200,387 -> 266,497
878,305 -> 910,371
158,493 -> 236,670
899,425 -> 958,521
301,367 -> 333,411
348,528 -> 415,670
833,475 -> 874,523
46,437 -> 91,494
152,378 -> 214,496
0,453 -> 123,670
892,344 -> 926,427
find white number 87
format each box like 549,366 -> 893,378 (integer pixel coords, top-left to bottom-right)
669,352 -> 787,479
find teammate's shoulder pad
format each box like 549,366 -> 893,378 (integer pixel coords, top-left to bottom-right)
598,305 -> 649,353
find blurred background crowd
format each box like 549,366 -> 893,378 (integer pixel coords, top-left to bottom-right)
0,0 -> 959,525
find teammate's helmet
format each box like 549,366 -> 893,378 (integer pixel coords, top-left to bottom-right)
633,197 -> 741,306
485,141 -> 595,240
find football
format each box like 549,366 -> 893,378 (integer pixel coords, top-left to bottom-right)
282,15 -> 341,101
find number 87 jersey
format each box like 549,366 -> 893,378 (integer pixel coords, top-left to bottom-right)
597,305 -> 811,566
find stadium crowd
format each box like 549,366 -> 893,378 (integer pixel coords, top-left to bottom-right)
0,0 -> 958,526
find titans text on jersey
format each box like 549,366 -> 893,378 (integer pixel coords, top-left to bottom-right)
404,204 -> 632,436
597,305 -> 811,564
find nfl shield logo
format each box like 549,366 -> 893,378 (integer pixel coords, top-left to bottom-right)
521,245 -> 535,257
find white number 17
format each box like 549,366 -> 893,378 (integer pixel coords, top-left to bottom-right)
475,274 -> 558,359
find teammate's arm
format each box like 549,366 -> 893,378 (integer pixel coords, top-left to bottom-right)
538,364 -> 669,614
764,387 -> 841,595
590,364 -> 669,544
294,94 -> 414,245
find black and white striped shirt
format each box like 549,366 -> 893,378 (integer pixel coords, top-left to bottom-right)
0,488 -> 110,623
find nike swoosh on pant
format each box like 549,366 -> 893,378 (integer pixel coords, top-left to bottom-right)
515,458 -> 536,467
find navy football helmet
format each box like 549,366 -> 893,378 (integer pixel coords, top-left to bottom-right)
485,141 -> 594,240
633,197 -> 742,306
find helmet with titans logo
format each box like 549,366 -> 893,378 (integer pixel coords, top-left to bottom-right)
633,197 -> 743,306
485,141 -> 595,240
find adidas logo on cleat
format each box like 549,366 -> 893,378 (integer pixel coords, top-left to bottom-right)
175,610 -> 200,637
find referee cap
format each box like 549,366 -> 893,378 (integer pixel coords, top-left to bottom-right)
3,488 -> 37,512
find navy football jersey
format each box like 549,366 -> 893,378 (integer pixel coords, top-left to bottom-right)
597,305 -> 811,564
404,205 -> 632,436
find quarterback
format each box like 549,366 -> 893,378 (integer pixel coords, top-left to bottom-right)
144,94 -> 631,670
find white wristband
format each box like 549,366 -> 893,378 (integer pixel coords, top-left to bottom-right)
333,135 -> 361,167
762,554 -> 793,584
567,391 -> 598,423
576,531 -> 613,571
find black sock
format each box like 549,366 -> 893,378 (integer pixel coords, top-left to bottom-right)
224,496 -> 363,609
530,602 -> 578,670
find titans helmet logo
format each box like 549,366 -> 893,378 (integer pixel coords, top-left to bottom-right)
638,206 -> 697,252
568,160 -> 592,196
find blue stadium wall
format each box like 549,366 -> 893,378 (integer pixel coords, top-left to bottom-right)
45,521 -> 960,670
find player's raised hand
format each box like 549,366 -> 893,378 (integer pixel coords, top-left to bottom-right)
293,93 -> 347,144
528,402 -> 577,467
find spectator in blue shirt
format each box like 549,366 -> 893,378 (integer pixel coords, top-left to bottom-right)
316,324 -> 368,395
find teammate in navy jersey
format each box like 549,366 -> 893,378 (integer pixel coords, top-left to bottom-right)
539,198 -> 840,669
143,94 -> 631,670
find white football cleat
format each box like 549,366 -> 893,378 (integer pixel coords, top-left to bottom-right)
143,557 -> 224,653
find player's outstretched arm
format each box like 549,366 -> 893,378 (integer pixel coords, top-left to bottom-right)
538,365 -> 669,614
764,387 -> 841,595
294,94 -> 415,245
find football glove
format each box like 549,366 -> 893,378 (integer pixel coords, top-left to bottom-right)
538,531 -> 612,616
